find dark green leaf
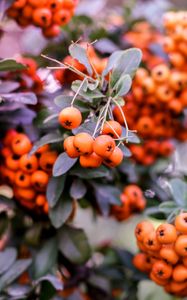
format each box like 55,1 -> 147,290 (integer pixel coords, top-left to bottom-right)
0,59 -> 26,72
58,225 -> 91,264
32,239 -> 57,279
53,153 -> 77,177
70,179 -> 87,199
34,274 -> 63,290
70,165 -> 110,179
69,43 -> 93,75
72,81 -> 104,99
93,184 -> 121,216
88,274 -> 110,293
49,196 -> 73,228
0,196 -> 15,213
0,248 -> 17,275
30,132 -> 64,155
0,259 -> 32,291
47,175 -> 66,208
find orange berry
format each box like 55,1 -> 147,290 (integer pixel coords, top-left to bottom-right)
33,8 -> 52,28
152,260 -> 172,280
143,231 -> 161,251
93,135 -> 115,158
36,194 -> 47,206
101,121 -> 122,139
133,253 -> 152,272
160,244 -> 179,265
6,154 -> 20,171
12,0 -> 27,8
31,170 -> 49,191
175,213 -> 187,234
79,152 -> 103,168
103,147 -> 123,167
173,264 -> 187,282
135,221 -> 154,242
151,64 -> 170,83
175,235 -> 187,256
64,136 -> 80,158
156,223 -> 178,244
39,151 -> 58,172
28,0 -> 47,7
15,171 -> 31,188
11,134 -> 32,156
19,154 -> 38,174
15,187 -> 36,202
53,9 -> 71,26
58,107 -> 82,130
73,133 -> 93,155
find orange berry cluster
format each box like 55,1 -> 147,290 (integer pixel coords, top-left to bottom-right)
163,11 -> 187,69
0,130 -> 58,213
3,57 -> 44,94
54,44 -> 107,85
6,0 -> 78,38
113,64 -> 187,165
59,107 -> 124,168
124,21 -> 164,69
111,185 -> 146,221
129,140 -> 174,166
134,214 -> 187,297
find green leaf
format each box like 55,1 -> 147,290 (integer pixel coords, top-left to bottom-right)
0,196 -> 15,213
30,132 -> 64,155
47,175 -> 66,208
2,92 -> 37,105
0,259 -> 32,291
159,201 -> 178,214
32,239 -> 57,279
70,179 -> 87,199
54,95 -> 72,108
0,59 -> 26,72
111,48 -> 142,86
73,118 -> 96,135
119,144 -> 131,157
0,248 -> 17,275
72,81 -> 105,99
53,153 -> 77,177
93,184 -> 121,216
102,50 -> 124,77
114,74 -> 132,97
58,225 -> 91,264
49,196 -> 73,228
34,274 -> 63,290
169,178 -> 187,207
69,43 -> 93,75
70,165 -> 110,179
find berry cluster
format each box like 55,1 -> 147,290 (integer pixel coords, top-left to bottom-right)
114,64 -> 187,165
59,107 -> 124,168
7,0 -> 78,38
54,44 -> 107,85
129,140 -> 174,166
3,57 -> 44,94
163,11 -> 187,69
134,214 -> 187,297
124,21 -> 164,69
0,130 -> 58,213
111,185 -> 146,221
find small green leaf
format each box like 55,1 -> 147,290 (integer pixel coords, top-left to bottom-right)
0,248 -> 17,275
114,74 -> 132,97
49,195 -> 73,228
32,239 -> 57,279
69,43 -> 93,75
169,178 -> 187,207
70,179 -> 87,199
119,144 -> 131,157
54,95 -> 72,108
72,81 -> 105,99
73,118 -> 96,135
159,201 -> 178,214
2,92 -> 37,105
70,165 -> 110,179
53,153 -> 77,177
111,48 -> 142,86
58,225 -> 91,264
30,132 -> 64,155
102,50 -> 124,77
0,259 -> 32,291
47,175 -> 66,208
0,59 -> 26,72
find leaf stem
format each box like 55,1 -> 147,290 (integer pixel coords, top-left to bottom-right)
71,77 -> 87,106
